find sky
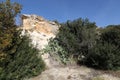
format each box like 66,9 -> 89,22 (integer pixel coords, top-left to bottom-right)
9,0 -> 120,27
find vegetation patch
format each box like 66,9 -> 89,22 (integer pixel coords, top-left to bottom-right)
45,19 -> 120,70
0,0 -> 45,79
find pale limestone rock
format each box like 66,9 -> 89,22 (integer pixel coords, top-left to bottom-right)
21,14 -> 60,35
20,14 -> 60,50
20,14 -> 60,68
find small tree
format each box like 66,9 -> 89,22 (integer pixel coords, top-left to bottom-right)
0,0 -> 22,67
0,0 -> 22,28
0,36 -> 45,80
0,1 -> 45,79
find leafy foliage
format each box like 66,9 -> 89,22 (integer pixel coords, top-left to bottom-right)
84,42 -> 120,70
47,18 -> 120,70
0,0 -> 22,28
43,18 -> 98,64
41,39 -> 68,64
0,0 -> 22,68
0,28 -> 20,68
0,0 -> 45,79
0,36 -> 45,80
84,25 -> 120,70
56,18 -> 97,61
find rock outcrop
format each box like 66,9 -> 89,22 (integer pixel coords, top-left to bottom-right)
20,14 -> 60,49
20,14 -> 61,68
21,14 -> 59,35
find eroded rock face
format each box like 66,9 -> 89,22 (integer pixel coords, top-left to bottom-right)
20,14 -> 60,49
21,14 -> 59,35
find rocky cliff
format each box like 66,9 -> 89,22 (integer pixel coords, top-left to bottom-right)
20,14 -> 60,49
20,14 -> 61,68
21,14 -> 60,35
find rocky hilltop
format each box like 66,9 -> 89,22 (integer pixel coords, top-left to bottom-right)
20,14 -> 120,80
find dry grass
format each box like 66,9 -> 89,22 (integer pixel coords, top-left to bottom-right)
92,77 -> 105,80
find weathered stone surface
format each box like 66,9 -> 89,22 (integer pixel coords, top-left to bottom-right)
20,14 -> 60,49
21,14 -> 60,35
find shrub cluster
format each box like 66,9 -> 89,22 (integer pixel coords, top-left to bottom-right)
41,39 -> 69,64
0,36 -> 45,80
84,26 -> 120,70
47,19 -> 120,70
0,0 -> 45,79
44,18 -> 97,64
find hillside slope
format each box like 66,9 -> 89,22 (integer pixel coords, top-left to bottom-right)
20,14 -> 120,80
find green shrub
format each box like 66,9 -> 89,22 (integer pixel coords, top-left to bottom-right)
0,1 -> 45,79
0,36 -> 45,80
56,18 -> 97,62
84,42 -> 120,70
0,0 -> 22,68
41,39 -> 68,64
42,18 -> 97,65
84,26 -> 120,70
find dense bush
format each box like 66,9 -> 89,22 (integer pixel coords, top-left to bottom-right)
101,25 -> 120,47
84,42 -> 120,70
0,0 -> 21,28
55,18 -> 97,62
48,18 -> 120,70
0,0 -> 22,67
0,0 -> 45,79
83,25 -> 120,70
43,18 -> 97,64
0,36 -> 45,80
